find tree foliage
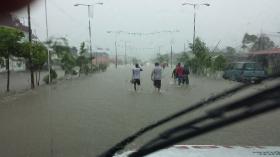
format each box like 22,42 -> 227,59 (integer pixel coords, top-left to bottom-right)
177,38 -> 227,75
45,37 -> 70,58
61,52 -> 76,74
225,46 -> 236,55
43,69 -> 57,84
177,52 -> 190,65
188,38 -> 211,74
242,33 -> 258,49
251,35 -> 275,51
242,33 -> 275,51
0,26 -> 24,92
212,55 -> 227,71
154,53 -> 169,64
19,41 -> 48,70
0,26 -> 24,57
76,42 -> 90,75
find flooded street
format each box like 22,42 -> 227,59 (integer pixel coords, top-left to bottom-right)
0,65 -> 279,157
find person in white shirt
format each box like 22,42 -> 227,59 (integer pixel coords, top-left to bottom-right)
132,63 -> 143,91
151,62 -> 162,92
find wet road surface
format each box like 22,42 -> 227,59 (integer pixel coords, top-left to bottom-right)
0,65 -> 279,157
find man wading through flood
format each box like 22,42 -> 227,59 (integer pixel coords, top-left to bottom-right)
151,62 -> 162,92
131,63 -> 143,91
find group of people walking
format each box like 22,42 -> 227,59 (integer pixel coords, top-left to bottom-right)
131,63 -> 162,92
172,63 -> 190,85
131,62 -> 190,92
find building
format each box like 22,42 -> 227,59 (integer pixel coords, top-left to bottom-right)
0,13 -> 36,72
248,48 -> 280,74
92,52 -> 110,65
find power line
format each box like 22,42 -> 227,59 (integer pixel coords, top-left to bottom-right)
48,0 -> 88,29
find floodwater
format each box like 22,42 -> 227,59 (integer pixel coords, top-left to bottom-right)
0,65 -> 279,157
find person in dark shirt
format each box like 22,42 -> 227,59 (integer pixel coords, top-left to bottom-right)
183,64 -> 190,85
172,68 -> 177,83
175,63 -> 184,86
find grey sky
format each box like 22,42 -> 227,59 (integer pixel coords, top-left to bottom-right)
15,0 -> 280,60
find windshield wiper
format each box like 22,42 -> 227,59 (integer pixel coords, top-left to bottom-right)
99,74 -> 280,157
99,84 -> 252,157
129,82 -> 280,157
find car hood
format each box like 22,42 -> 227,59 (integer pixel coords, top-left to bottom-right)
114,145 -> 280,157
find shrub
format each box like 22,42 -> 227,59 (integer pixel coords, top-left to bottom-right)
43,69 -> 58,84
99,64 -> 108,72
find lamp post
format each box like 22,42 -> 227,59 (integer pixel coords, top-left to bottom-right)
27,3 -> 35,89
120,40 -> 131,65
182,2 -> 210,53
44,0 -> 51,84
74,2 -> 103,70
107,30 -> 122,68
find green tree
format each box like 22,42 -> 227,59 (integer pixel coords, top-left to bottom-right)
212,55 -> 227,71
18,41 -> 48,86
0,26 -> 24,92
61,52 -> 76,75
189,38 -> 211,74
242,33 -> 258,49
241,33 -> 275,51
46,37 -> 78,76
45,37 -> 70,58
76,42 -> 90,75
43,69 -> 57,84
252,35 -> 275,51
154,53 -> 169,64
225,46 -> 236,55
177,52 -> 190,65
29,42 -> 48,86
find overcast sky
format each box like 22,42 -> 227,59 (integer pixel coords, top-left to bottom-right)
15,0 -> 280,60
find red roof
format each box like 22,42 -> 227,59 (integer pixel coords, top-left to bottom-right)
249,48 -> 280,55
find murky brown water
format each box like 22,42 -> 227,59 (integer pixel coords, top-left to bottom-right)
0,65 -> 279,157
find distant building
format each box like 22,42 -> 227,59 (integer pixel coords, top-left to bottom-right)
248,48 -> 280,74
92,52 -> 110,65
0,13 -> 36,72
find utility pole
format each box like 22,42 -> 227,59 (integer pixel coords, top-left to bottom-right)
192,5 -> 196,53
182,3 -> 210,53
115,41 -> 118,68
87,5 -> 93,71
44,0 -> 51,84
74,3 -> 103,71
171,45 -> 173,68
27,3 -> 35,89
124,41 -> 127,65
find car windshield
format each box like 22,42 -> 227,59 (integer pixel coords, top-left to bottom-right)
0,0 -> 280,157
244,63 -> 263,70
233,63 -> 244,70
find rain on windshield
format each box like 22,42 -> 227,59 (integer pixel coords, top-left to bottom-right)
0,0 -> 280,157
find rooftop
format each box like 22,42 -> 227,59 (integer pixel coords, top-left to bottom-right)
249,48 -> 280,55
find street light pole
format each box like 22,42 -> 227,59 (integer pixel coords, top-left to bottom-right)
74,3 -> 103,71
107,30 -> 121,68
87,5 -> 93,71
182,3 -> 210,53
27,3 -> 35,89
44,0 -> 51,84
115,41 -> 118,68
170,45 -> 173,68
124,41 -> 127,65
193,4 -> 196,51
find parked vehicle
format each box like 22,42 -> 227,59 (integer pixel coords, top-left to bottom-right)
223,62 -> 267,83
